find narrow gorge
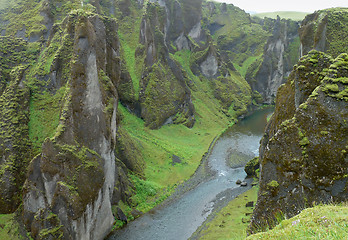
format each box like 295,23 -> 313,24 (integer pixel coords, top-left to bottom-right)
0,0 -> 346,240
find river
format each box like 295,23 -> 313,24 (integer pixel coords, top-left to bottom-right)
107,108 -> 273,240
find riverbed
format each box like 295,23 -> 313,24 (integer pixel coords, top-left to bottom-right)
108,108 -> 273,240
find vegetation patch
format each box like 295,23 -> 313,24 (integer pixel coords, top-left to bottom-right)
28,87 -> 66,153
0,214 -> 22,239
0,0 -> 46,39
196,186 -> 259,240
247,203 -> 348,240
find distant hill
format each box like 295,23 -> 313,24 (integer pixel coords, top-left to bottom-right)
252,11 -> 309,21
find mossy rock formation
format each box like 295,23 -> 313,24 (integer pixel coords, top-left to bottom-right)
300,8 -> 348,58
249,50 -> 348,234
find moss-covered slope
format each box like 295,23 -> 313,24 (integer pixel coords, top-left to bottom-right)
249,50 -> 348,233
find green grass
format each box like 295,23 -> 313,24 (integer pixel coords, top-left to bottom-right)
171,50 -> 199,82
119,94 -> 230,188
252,12 -> 310,21
233,55 -> 262,78
197,186 -> 259,240
118,31 -> 142,99
28,87 -> 67,153
119,48 -> 235,211
247,203 -> 348,240
117,6 -> 145,100
0,214 -> 21,239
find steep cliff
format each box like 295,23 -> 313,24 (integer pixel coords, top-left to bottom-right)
21,12 -> 134,240
201,3 -> 300,104
249,16 -> 300,103
249,50 -> 348,233
300,8 -> 348,58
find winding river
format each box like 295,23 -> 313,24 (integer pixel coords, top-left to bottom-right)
108,108 -> 273,240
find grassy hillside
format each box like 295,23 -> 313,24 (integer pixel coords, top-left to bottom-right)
252,11 -> 309,21
194,201 -> 348,240
248,203 -> 348,240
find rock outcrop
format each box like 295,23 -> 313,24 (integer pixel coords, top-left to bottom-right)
21,13 -> 133,240
299,8 -> 348,58
249,50 -> 348,233
137,0 -> 196,129
249,17 -> 300,103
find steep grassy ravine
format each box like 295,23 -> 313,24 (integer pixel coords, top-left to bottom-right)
0,0 -> 304,239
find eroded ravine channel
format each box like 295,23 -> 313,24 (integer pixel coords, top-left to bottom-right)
108,108 -> 273,240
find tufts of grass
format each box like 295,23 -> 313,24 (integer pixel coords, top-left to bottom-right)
247,203 -> 348,240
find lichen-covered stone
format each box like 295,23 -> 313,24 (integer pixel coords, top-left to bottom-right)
244,157 -> 260,177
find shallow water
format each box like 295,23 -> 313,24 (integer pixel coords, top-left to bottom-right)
108,108 -> 273,240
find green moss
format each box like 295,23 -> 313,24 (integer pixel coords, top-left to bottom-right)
321,53 -> 348,101
267,180 -> 279,188
0,71 -> 32,212
25,27 -> 74,92
0,0 -> 46,39
245,157 -> 260,177
38,226 -> 63,240
299,137 -> 309,146
325,9 -> 348,57
299,103 -> 308,110
0,37 -> 39,90
323,83 -> 340,93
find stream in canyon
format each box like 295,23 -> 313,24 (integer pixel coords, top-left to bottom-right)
108,108 -> 273,240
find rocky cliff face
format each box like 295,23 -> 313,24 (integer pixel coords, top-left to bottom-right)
249,50 -> 348,233
21,13 -> 132,240
249,17 -> 300,103
299,8 -> 348,58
